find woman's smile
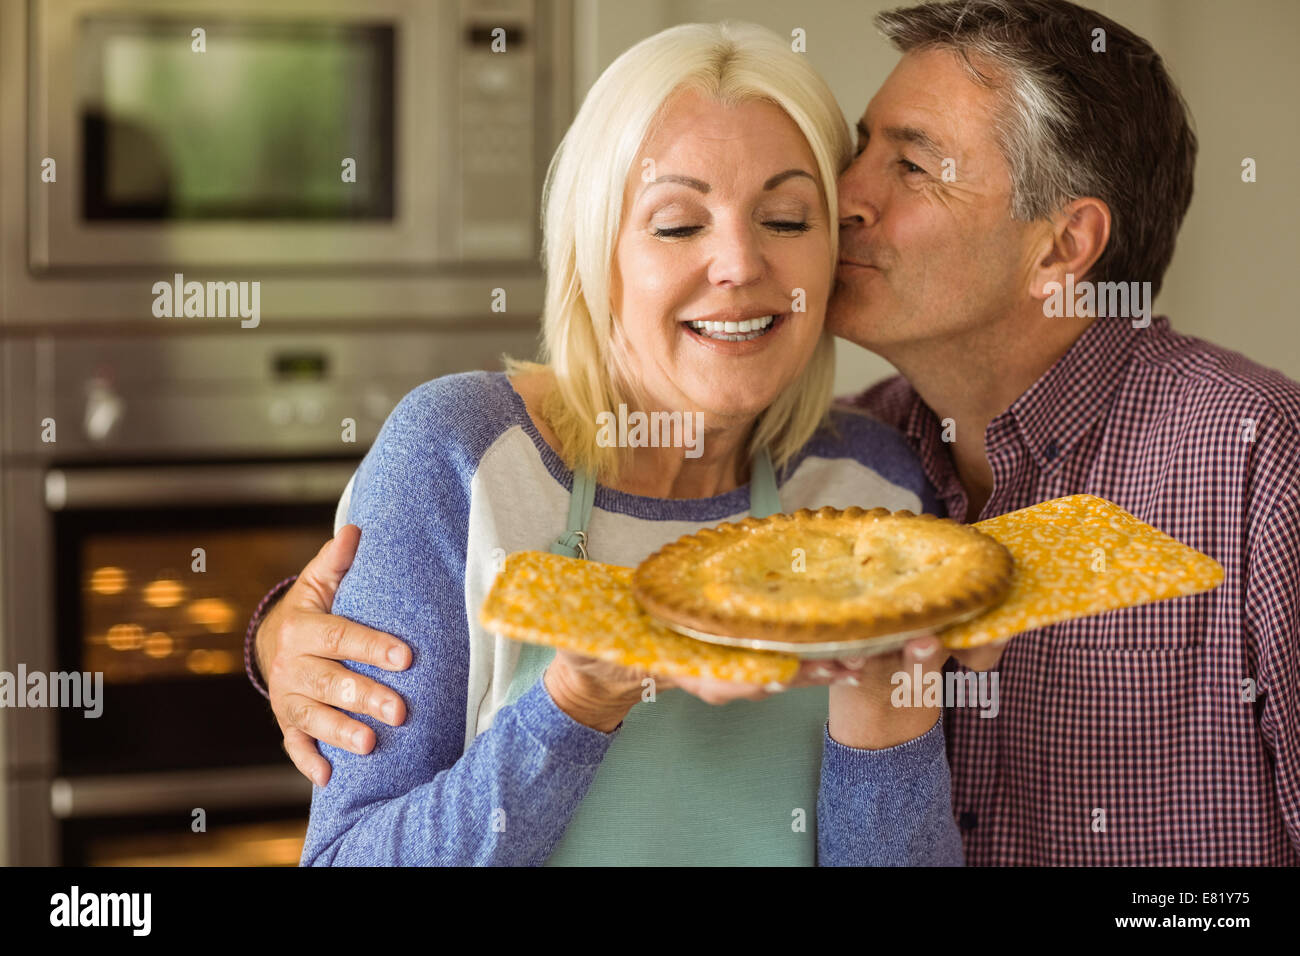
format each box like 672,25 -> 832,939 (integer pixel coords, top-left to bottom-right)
679,310 -> 791,353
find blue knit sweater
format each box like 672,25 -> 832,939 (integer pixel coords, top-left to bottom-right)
300,371 -> 964,866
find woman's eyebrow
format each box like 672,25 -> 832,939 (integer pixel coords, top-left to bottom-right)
638,169 -> 815,200
762,169 -> 816,189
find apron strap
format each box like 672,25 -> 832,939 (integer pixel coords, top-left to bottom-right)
747,448 -> 781,519
550,448 -> 780,558
549,466 -> 597,559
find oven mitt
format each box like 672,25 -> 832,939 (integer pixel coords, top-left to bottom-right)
479,494 -> 1224,682
941,494 -> 1223,648
480,551 -> 801,684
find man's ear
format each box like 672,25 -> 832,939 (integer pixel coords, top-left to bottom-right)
1027,197 -> 1111,301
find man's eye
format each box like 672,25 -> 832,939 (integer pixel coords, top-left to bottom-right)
651,226 -> 702,238
765,221 -> 811,234
898,158 -> 925,175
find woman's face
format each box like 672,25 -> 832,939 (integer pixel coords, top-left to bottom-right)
610,89 -> 832,426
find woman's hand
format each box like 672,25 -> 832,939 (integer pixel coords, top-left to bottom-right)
544,650 -> 652,732
546,652 -> 877,729
670,658 -> 867,704
827,634 -> 948,750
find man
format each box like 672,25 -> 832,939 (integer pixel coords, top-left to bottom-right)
246,0 -> 1299,864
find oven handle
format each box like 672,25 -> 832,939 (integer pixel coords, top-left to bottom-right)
44,462 -> 359,510
50,767 -> 312,818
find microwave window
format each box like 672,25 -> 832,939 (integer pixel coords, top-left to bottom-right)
81,526 -> 326,684
79,17 -> 395,220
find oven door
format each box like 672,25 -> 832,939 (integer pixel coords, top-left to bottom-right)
46,460 -> 355,864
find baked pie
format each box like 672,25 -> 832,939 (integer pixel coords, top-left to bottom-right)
632,506 -> 1014,643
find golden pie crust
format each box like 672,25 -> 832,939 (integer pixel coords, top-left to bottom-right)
631,506 -> 1013,643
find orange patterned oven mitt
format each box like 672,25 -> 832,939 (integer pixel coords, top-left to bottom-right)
479,495 -> 1224,682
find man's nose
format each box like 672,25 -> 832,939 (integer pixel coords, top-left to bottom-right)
837,157 -> 880,229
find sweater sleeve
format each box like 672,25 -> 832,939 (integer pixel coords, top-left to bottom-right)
816,716 -> 964,866
299,379 -> 614,866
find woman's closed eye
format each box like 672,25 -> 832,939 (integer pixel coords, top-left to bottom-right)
650,220 -> 812,239
898,157 -> 926,175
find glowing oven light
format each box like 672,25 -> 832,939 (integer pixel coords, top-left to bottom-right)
89,566 -> 128,595
105,623 -> 145,651
143,578 -> 186,608
186,598 -> 236,633
143,631 -> 175,658
186,649 -> 236,675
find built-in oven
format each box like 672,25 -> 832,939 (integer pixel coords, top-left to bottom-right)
0,325 -> 539,864
48,466 -> 343,866
6,0 -> 570,326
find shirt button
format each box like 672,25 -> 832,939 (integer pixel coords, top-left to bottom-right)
1044,440 -> 1059,461
958,811 -> 978,830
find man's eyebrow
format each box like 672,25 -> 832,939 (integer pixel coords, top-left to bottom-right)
638,169 -> 815,199
857,119 -> 948,163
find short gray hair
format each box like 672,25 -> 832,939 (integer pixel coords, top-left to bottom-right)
876,0 -> 1197,298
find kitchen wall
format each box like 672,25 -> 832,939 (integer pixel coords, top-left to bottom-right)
573,0 -> 1300,393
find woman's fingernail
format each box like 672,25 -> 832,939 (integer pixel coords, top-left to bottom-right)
813,666 -> 832,678
381,700 -> 397,723
912,641 -> 938,660
764,681 -> 787,693
842,656 -> 866,670
836,676 -> 861,687
352,729 -> 368,750
388,646 -> 407,667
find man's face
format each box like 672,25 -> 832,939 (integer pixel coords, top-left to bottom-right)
828,48 -> 1040,356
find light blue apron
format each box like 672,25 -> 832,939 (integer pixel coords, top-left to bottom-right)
503,450 -> 828,865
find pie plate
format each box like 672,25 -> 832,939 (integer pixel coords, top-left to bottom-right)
656,602 -> 997,659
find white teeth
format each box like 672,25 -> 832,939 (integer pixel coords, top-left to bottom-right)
685,315 -> 779,341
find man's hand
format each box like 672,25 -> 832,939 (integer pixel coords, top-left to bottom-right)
256,525 -> 412,786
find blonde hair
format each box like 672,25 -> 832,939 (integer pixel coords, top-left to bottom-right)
505,20 -> 852,483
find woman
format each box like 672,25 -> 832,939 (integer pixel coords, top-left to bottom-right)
297,21 -> 961,866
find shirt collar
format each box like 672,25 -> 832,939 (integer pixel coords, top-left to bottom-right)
996,316 -> 1168,469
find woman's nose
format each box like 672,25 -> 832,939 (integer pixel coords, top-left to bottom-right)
838,158 -> 880,229
706,222 -> 765,288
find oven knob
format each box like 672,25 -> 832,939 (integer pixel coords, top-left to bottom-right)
268,398 -> 293,426
84,380 -> 124,442
296,397 -> 324,425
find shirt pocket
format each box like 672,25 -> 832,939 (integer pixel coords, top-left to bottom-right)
1042,591 -> 1214,652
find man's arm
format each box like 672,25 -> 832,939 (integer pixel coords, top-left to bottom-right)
1248,484 -> 1300,854
243,525 -> 413,786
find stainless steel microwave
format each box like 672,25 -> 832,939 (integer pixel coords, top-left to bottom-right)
24,0 -> 572,276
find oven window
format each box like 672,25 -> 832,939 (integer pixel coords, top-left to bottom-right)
82,526 -> 326,684
80,16 -> 395,220
57,503 -> 334,775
